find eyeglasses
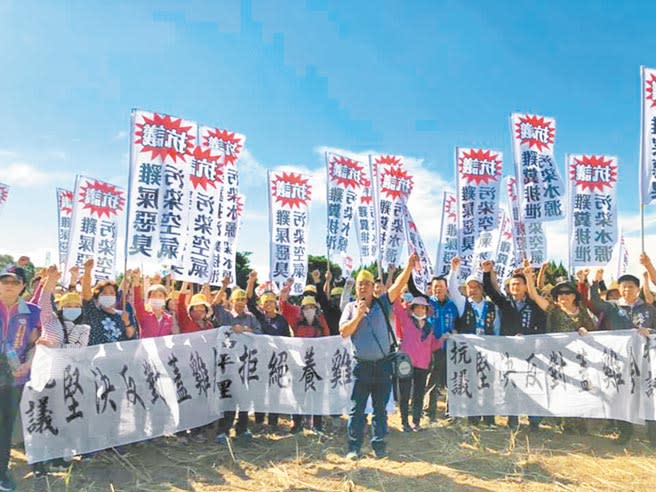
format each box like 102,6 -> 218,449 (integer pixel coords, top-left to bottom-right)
0,278 -> 21,286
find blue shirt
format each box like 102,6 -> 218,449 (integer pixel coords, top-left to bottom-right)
340,293 -> 392,361
428,296 -> 458,340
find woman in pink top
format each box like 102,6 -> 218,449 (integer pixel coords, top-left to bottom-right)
131,270 -> 173,339
393,296 -> 447,432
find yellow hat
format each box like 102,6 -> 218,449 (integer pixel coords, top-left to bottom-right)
330,287 -> 343,296
259,292 -> 277,304
608,281 -> 619,290
58,292 -> 81,308
301,296 -> 317,307
355,270 -> 374,284
230,288 -> 247,301
188,293 -> 211,311
303,284 -> 317,294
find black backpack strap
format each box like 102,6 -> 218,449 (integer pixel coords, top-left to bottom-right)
373,296 -> 399,351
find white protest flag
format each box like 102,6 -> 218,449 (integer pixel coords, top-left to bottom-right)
354,163 -> 378,266
455,148 -> 502,279
0,182 -> 8,216
447,331 -> 654,424
567,154 -> 618,267
404,205 -> 433,293
64,176 -> 125,284
198,126 -> 246,285
325,152 -> 366,265
371,155 -> 414,269
617,229 -> 629,278
505,175 -> 546,266
434,191 -> 458,277
268,170 -> 313,295
640,66 -> 656,204
56,188 -> 74,266
494,207 -> 516,285
127,110 -> 196,274
21,328 -> 356,463
510,113 -> 566,222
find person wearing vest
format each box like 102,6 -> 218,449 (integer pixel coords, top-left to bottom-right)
481,260 -> 546,430
339,253 -> 418,460
448,257 -> 497,426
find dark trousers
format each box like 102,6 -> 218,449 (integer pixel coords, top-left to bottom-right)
347,358 -> 392,453
425,349 -> 446,418
292,414 -> 323,430
216,410 -> 248,436
0,385 -> 22,479
255,412 -> 279,427
399,368 -> 429,426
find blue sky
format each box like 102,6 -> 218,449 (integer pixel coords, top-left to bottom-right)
1,0 -> 655,277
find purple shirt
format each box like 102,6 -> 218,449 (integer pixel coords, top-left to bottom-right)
0,297 -> 41,386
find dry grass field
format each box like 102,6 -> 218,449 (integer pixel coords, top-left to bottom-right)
10,404 -> 656,492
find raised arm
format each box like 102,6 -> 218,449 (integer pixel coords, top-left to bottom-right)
643,271 -> 654,304
340,277 -> 354,311
246,270 -> 257,300
81,258 -> 94,301
536,261 -> 549,290
640,252 -> 656,288
447,256 -> 466,316
482,260 -> 510,309
39,265 -> 64,346
524,266 -> 550,312
589,269 -> 611,314
388,254 -> 418,303
384,264 -> 397,293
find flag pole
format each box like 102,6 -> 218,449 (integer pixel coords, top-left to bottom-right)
641,202 -> 645,253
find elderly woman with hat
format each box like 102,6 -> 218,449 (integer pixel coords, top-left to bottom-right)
393,295 -> 446,432
130,269 -> 173,339
176,282 -> 215,334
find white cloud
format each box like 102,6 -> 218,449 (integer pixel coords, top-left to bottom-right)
238,148 -> 267,187
113,130 -> 128,141
0,149 -> 17,158
0,162 -> 72,187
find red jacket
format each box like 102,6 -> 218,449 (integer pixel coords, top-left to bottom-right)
280,300 -> 329,338
177,293 -> 214,333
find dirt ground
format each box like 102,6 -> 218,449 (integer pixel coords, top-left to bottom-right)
10,401 -> 656,492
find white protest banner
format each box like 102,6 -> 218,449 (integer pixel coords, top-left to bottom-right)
354,163 -> 378,266
447,331 -> 654,423
640,66 -> 656,205
511,113 -> 565,222
21,328 -> 356,463
494,208 -> 515,285
371,155 -> 413,269
64,176 -> 125,283
197,126 -> 245,285
127,110 -> 196,273
325,152 -> 366,262
434,191 -> 458,277
268,171 -> 312,295
404,205 -> 433,293
455,148 -> 502,278
617,230 -> 629,278
567,154 -> 618,267
505,176 -> 546,266
0,182 -> 9,216
56,188 -> 74,266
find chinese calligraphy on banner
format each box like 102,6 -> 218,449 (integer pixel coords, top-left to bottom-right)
371,155 -> 414,269
640,66 -> 656,204
404,206 -> 433,293
21,328 -> 355,463
455,148 -> 502,278
354,164 -> 378,266
567,154 -> 618,267
447,331 -> 656,424
617,230 -> 629,278
56,188 -> 74,266
64,176 -> 125,284
0,182 -> 9,216
511,113 -> 566,222
505,176 -> 546,266
325,152 -> 366,262
268,171 -> 313,295
434,191 -> 458,277
494,208 -> 515,285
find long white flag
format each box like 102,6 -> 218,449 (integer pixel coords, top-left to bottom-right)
640,66 -> 656,205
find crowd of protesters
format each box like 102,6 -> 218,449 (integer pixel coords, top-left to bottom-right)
2,251 -> 656,490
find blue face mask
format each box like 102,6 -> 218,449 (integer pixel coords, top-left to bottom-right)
63,307 -> 82,321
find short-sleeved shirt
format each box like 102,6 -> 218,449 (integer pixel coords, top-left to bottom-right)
83,299 -> 129,345
340,293 -> 392,361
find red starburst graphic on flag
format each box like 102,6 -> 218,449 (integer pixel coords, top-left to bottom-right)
444,194 -> 457,222
506,177 -> 517,202
646,72 -> 656,108
501,216 -> 513,240
378,165 -> 413,200
236,195 -> 245,217
0,185 -> 8,205
59,190 -> 74,215
202,128 -> 244,165
514,114 -> 555,152
271,172 -> 312,209
458,149 -> 502,185
570,155 -> 617,193
78,180 -> 125,219
359,176 -> 373,205
188,146 -> 224,191
329,155 -> 366,189
375,155 -> 403,167
134,113 -> 195,163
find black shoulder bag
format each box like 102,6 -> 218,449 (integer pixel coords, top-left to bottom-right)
371,297 -> 413,380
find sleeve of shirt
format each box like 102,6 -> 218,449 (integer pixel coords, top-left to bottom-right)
250,314 -> 262,334
589,282 -> 610,314
319,316 -> 330,337
483,271 -> 510,310
177,293 -> 193,333
133,285 -> 147,327
339,302 -> 355,328
280,300 -> 301,327
38,288 -> 64,345
447,269 -> 466,316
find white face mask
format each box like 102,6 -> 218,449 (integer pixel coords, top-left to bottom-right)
148,299 -> 166,310
62,307 -> 81,321
304,308 -> 316,323
412,313 -> 427,321
98,295 -> 116,309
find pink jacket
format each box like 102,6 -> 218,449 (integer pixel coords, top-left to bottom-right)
134,285 -> 173,338
393,300 -> 443,370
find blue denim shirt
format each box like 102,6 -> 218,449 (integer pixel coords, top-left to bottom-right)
340,293 -> 392,361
